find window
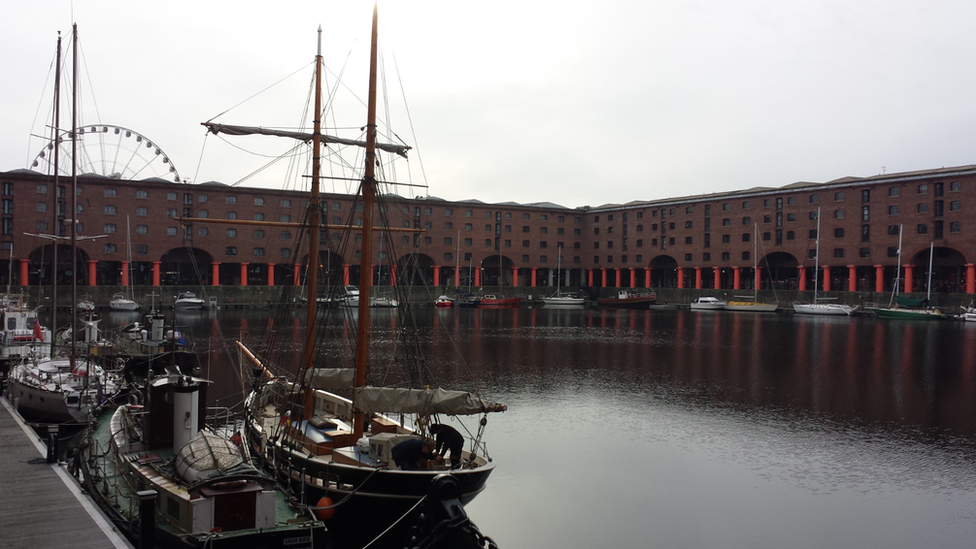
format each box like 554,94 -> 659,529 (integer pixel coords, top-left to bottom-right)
280,248 -> 291,259
809,211 -> 818,220
167,192 -> 177,201
950,200 -> 961,212
253,212 -> 264,221
36,202 -> 47,212
594,242 -> 600,249
135,189 -> 148,199
917,203 -> 928,214
722,203 -> 730,211
787,213 -> 795,222
444,237 -> 453,246
254,197 -> 264,206
104,188 -> 116,197
918,184 -> 928,195
465,238 -> 472,246
917,224 -> 928,234
834,248 -> 844,259
254,230 -> 265,239
888,225 -> 899,235
522,255 -> 530,262
685,237 -> 692,244
722,218 -> 731,227
787,231 -> 795,240
594,228 -> 600,235
522,240 -> 530,248
704,205 -> 711,215
522,213 -> 530,220
763,215 -> 771,224
226,196 -> 237,204
198,227 -> 208,237
809,194 -> 819,203
198,194 -> 208,203
809,249 -> 817,259
135,244 -> 148,255
685,221 -> 693,229
809,229 -> 818,239
834,228 -> 844,238
950,181 -> 961,191
859,248 -> 870,258
788,197 -> 796,206
742,216 -> 751,226
134,225 -> 148,235
888,205 -> 899,215
950,222 -> 961,233
721,252 -> 730,261
685,253 -> 693,261
722,234 -> 730,243
485,239 -> 492,247
742,201 -> 750,210
226,229 -> 237,238
280,199 -> 291,207
861,225 -> 870,242
226,247 -> 237,256
834,209 -> 844,219
36,221 -> 48,232
888,187 -> 900,197
862,206 -> 870,222
103,243 -> 116,254
445,222 -> 453,230
703,252 -> 710,261
541,227 -> 548,234
101,205 -> 115,215
444,208 -> 453,216
166,208 -> 177,218
133,206 -> 147,217
862,190 -> 870,203
166,227 -> 177,236
227,211 -> 237,220
280,214 -> 291,223
762,232 -> 771,241
887,247 -> 898,257
465,210 -> 473,217
742,251 -> 750,261
253,247 -> 265,257
742,233 -> 750,242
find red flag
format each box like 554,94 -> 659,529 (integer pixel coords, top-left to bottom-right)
32,322 -> 42,341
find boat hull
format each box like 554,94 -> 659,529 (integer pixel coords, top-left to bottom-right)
874,307 -> 947,320
792,303 -> 856,316
542,296 -> 584,307
724,301 -> 778,312
597,297 -> 656,309
478,297 -> 522,307
5,376 -> 91,424
690,298 -> 726,310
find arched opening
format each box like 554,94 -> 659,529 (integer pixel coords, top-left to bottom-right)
160,247 -> 214,285
649,255 -> 678,288
909,246 -> 968,293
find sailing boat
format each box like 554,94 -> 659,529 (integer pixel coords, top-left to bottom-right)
231,10 -> 506,547
875,237 -> 947,320
793,208 -> 858,316
724,224 -> 778,312
542,245 -> 583,306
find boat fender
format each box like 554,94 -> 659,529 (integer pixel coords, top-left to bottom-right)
313,496 -> 335,521
356,437 -> 370,454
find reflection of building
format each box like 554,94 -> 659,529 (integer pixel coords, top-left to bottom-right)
1,164 -> 974,294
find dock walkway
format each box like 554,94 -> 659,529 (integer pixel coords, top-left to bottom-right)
0,397 -> 131,549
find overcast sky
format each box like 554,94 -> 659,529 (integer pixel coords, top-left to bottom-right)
3,0 -> 975,209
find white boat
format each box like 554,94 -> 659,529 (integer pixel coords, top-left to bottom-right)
341,285 -> 399,308
174,291 -> 206,310
76,298 -> 95,313
109,292 -> 139,311
543,245 -> 584,306
434,295 -> 454,308
5,356 -> 115,423
690,296 -> 727,310
962,309 -> 976,322
0,302 -> 51,366
792,207 -> 857,316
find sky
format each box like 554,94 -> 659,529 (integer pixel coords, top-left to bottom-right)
3,0 -> 976,209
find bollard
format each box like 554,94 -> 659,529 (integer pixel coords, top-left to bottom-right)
46,425 -> 59,463
137,490 -> 158,549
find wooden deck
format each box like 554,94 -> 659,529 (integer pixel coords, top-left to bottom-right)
0,396 -> 131,549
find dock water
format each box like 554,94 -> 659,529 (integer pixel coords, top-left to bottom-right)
0,396 -> 131,549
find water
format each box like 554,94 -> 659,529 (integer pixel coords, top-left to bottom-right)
99,306 -> 976,549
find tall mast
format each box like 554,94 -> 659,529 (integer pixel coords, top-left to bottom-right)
353,3 -> 379,439
50,32 -> 62,358
813,207 -> 821,304
301,27 -> 324,418
71,23 -> 79,379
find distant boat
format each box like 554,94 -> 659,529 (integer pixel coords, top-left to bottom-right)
542,245 -> 584,307
109,292 -> 139,311
76,297 -> 95,313
174,291 -> 206,310
875,238 -> 946,321
690,296 -> 726,310
434,295 -> 454,308
597,289 -> 656,309
792,207 -> 857,316
478,295 -> 522,307
725,224 -> 778,313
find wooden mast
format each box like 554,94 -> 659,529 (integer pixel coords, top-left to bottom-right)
301,27 -> 325,418
353,3 -> 380,439
49,32 -> 62,358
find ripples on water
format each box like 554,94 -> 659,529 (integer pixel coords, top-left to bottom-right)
107,306 -> 976,549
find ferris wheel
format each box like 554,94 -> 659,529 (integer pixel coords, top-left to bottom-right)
31,124 -> 181,182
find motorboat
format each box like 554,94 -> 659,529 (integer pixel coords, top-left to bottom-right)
174,291 -> 207,310
597,289 -> 656,309
690,296 -> 727,310
109,292 -> 139,312
792,303 -> 858,316
434,295 -> 454,308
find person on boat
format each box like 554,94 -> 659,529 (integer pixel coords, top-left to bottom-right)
391,438 -> 435,470
429,423 -> 464,470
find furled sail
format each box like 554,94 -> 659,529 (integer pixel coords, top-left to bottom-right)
202,122 -> 411,157
354,386 -> 508,416
304,368 -> 356,391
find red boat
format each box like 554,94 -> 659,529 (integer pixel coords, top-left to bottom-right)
597,289 -> 657,309
478,295 -> 522,307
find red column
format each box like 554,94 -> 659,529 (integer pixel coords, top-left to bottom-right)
629,268 -> 636,288
343,264 -> 350,286
240,263 -> 249,286
268,263 -> 275,287
798,266 -> 807,291
615,268 -> 621,287
732,266 -> 741,290
677,267 -> 684,289
531,267 -> 537,287
588,269 -> 594,287
87,260 -> 96,286
432,266 -> 440,286
212,262 -> 220,286
966,264 -> 975,294
848,265 -> 856,292
601,269 -> 607,287
512,267 -> 518,287
391,265 -> 397,286
454,267 -> 460,287
19,259 -> 28,286
713,267 -> 721,290
822,265 -> 830,292
694,267 -> 702,289
474,267 -> 481,286
754,266 -> 762,290
120,260 -> 129,286
874,265 -> 884,293
292,263 -> 299,286
152,261 -> 161,286
645,268 -> 651,288
903,265 -> 913,294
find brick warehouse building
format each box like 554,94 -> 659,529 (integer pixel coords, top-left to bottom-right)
0,164 -> 974,296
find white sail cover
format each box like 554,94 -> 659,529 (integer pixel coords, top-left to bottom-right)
354,386 -> 507,416
304,368 -> 356,391
202,122 -> 412,157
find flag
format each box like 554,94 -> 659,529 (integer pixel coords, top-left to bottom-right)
32,321 -> 42,341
